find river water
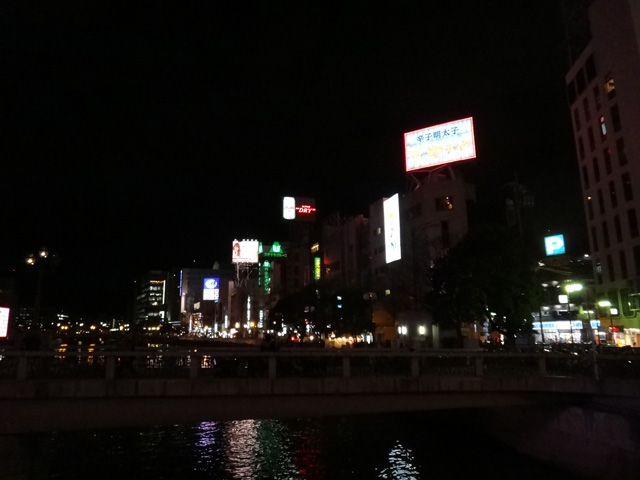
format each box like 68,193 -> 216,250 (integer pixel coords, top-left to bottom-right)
42,411 -> 586,479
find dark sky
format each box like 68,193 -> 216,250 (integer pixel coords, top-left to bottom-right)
2,1 -> 585,317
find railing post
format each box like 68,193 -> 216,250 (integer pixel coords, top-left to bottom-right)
538,356 -> 547,376
411,356 -> 419,377
17,355 -> 28,381
268,355 -> 277,379
190,355 -> 200,379
475,356 -> 484,377
342,355 -> 351,378
106,356 -> 116,380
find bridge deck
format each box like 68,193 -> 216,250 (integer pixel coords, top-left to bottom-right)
1,348 -> 639,433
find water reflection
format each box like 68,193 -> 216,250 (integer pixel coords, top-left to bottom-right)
379,441 -> 420,479
46,413 -> 585,480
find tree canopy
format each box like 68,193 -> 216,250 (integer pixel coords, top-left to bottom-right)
427,222 -> 542,344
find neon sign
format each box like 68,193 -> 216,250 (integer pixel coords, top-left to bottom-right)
283,196 -> 317,221
296,205 -> 316,214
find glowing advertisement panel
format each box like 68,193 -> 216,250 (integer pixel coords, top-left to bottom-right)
383,194 -> 402,264
232,239 -> 260,264
203,277 -> 220,301
544,234 -> 566,256
282,196 -> 317,221
0,307 -> 8,338
404,117 -> 476,172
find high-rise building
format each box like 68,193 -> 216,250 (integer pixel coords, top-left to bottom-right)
564,0 -> 640,344
133,270 -> 168,327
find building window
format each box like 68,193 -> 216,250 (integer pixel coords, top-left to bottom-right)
605,75 -> 616,100
599,115 -> 607,138
607,255 -> 615,282
634,246 -> 640,278
609,181 -> 617,208
593,85 -> 601,110
582,166 -> 590,189
573,108 -> 581,131
591,226 -> 599,252
611,105 -> 622,132
622,173 -> 633,202
602,221 -> 610,248
628,209 -> 639,238
596,260 -> 603,284
603,148 -> 612,175
435,196 -> 454,211
616,137 -> 627,166
578,137 -> 585,160
588,127 -> 595,152
592,157 -> 600,182
583,97 -> 591,121
597,189 -> 605,215
614,215 -> 622,243
620,251 -> 628,280
587,196 -> 594,220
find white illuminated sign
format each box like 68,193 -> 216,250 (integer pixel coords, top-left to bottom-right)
383,194 -> 402,264
203,277 -> 220,301
0,307 -> 8,338
404,117 -> 476,172
232,239 -> 260,264
282,196 -> 317,221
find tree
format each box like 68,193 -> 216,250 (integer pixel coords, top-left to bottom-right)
427,222 -> 541,346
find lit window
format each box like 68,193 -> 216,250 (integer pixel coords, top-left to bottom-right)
605,76 -> 616,99
599,115 -> 607,137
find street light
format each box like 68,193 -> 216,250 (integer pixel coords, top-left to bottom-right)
25,247 -> 49,328
598,300 -> 613,344
563,283 -> 583,343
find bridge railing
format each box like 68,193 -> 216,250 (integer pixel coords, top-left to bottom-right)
1,347 -> 639,383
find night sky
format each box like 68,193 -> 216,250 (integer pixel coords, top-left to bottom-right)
2,1 -> 585,317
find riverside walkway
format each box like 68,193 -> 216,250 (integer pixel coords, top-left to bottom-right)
1,346 -> 639,434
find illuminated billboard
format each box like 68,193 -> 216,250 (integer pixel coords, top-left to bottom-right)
282,196 -> 317,221
203,277 -> 220,301
0,307 -> 8,338
383,194 -> 402,263
232,239 -> 260,264
404,117 -> 476,172
544,234 -> 566,256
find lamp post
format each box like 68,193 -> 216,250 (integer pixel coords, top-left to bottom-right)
564,283 -> 584,344
598,300 -> 612,344
25,248 -> 49,328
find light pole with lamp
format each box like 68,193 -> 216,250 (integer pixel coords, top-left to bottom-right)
598,300 -> 613,344
25,247 -> 49,329
564,283 -> 584,344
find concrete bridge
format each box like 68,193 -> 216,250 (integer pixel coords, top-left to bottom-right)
1,346 -> 639,434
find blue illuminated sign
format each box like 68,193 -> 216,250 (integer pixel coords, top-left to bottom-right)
544,234 -> 565,256
203,277 -> 220,301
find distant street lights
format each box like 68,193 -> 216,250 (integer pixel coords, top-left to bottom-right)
25,247 -> 49,328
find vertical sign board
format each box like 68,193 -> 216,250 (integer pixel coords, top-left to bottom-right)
0,307 -> 9,338
384,194 -> 402,264
203,277 -> 220,301
544,234 -> 566,256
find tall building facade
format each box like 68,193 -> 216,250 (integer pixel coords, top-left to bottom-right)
133,270 -> 169,326
564,0 -> 640,344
